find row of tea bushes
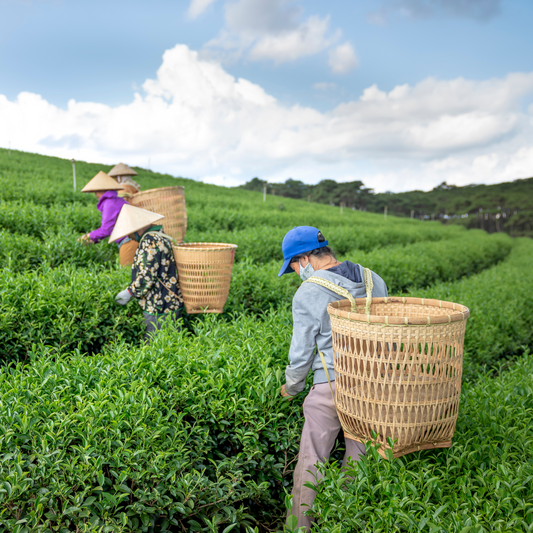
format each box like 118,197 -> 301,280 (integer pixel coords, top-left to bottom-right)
1,241 -> 532,531
407,237 -> 533,381
0,265 -> 142,362
0,200 -> 100,237
186,223 -> 465,264
308,348 -> 533,532
0,229 -> 118,270
349,230 -> 512,292
0,232 -> 516,363
224,231 -> 512,315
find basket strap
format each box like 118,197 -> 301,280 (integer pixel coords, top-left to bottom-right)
318,349 -> 361,443
364,267 -> 373,316
304,277 -> 357,312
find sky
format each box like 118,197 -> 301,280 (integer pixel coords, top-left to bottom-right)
0,0 -> 532,192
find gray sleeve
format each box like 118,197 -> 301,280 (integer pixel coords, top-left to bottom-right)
285,288 -> 320,396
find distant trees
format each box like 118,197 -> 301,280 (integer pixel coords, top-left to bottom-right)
237,176 -> 533,238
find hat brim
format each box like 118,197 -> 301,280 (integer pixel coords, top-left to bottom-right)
278,258 -> 295,277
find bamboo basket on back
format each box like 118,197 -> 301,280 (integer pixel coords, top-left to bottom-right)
130,186 -> 187,242
173,243 -> 237,314
312,270 -> 469,458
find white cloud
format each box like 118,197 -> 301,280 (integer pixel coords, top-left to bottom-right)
1,44 -> 533,193
188,0 -> 219,19
248,16 -> 336,63
204,0 -> 341,64
328,42 -> 358,74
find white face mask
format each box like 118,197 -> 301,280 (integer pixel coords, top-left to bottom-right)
299,260 -> 315,281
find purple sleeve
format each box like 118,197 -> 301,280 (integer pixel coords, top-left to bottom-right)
90,199 -> 124,243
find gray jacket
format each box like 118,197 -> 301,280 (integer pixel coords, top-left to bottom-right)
285,265 -> 388,396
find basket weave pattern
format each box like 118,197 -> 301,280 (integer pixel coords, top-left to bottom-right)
328,297 -> 469,458
173,243 -> 237,314
131,186 -> 187,242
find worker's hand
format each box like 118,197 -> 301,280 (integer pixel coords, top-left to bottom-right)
78,233 -> 94,245
280,384 -> 294,400
115,288 -> 133,306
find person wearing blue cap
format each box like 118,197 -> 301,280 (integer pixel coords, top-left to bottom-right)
278,226 -> 388,531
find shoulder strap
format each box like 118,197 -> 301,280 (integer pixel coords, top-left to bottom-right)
305,267 -> 374,315
304,276 -> 357,312
363,267 -> 373,316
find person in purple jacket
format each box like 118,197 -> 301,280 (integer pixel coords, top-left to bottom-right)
80,171 -> 134,266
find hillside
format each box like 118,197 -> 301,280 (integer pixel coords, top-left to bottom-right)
240,176 -> 533,237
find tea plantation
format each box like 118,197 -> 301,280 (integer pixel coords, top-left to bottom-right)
0,148 -> 532,532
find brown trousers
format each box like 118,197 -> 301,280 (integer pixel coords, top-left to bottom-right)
119,239 -> 138,267
290,382 -> 365,531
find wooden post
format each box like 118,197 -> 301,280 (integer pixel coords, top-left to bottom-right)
71,159 -> 76,192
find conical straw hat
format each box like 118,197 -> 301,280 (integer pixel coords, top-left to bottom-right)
81,171 -> 124,193
109,204 -> 165,243
108,163 -> 138,177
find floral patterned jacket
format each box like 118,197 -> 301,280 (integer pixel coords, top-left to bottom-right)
129,228 -> 183,315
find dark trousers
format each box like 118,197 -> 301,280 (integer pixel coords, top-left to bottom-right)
143,309 -> 182,343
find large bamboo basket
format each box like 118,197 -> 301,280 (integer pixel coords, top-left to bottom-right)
130,186 -> 187,242
173,243 -> 237,314
327,291 -> 469,459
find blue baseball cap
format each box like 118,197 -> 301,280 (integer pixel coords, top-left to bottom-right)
278,226 -> 329,277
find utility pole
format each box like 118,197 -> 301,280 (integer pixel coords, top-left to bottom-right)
71,159 -> 76,192
263,184 -> 266,202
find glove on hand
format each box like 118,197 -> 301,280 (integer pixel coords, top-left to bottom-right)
115,288 -> 133,305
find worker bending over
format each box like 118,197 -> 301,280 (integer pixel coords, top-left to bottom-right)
110,204 -> 184,342
278,226 -> 388,531
80,171 -> 138,267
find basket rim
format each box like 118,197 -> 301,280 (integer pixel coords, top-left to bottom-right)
173,242 -> 238,251
328,296 -> 469,325
132,185 -> 185,197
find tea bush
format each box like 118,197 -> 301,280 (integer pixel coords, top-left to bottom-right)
409,238 -> 533,381
0,265 -> 142,362
0,313 -> 299,532
308,348 -> 533,532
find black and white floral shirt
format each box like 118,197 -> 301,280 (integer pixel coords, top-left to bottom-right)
129,228 -> 183,315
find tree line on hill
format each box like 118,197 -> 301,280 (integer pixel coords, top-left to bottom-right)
238,177 -> 533,238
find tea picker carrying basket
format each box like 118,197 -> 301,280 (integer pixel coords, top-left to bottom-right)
277,226 -> 469,531
277,226 -> 391,531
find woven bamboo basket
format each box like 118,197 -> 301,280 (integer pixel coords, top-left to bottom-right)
130,186 -> 187,242
173,243 -> 237,314
316,272 -> 469,458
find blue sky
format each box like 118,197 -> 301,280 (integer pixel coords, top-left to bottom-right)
1,0 -> 532,191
